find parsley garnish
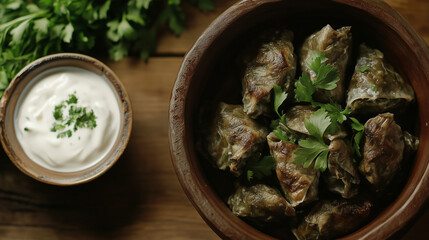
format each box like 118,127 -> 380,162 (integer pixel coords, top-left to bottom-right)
273,85 -> 288,116
295,52 -> 340,102
246,153 -> 276,182
313,101 -> 352,133
371,85 -> 378,92
360,66 -> 370,73
292,52 -> 358,171
295,72 -> 315,102
271,86 -> 297,143
272,51 -> 367,171
294,108 -> 331,171
24,127 -> 29,132
51,93 -> 97,139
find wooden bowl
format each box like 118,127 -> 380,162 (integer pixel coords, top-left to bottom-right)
0,53 -> 132,186
169,0 -> 429,239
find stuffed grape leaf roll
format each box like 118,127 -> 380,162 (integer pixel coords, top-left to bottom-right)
346,44 -> 415,114
325,139 -> 360,198
227,184 -> 295,222
359,113 -> 404,191
267,132 -> 319,207
300,24 -> 352,103
293,199 -> 372,240
242,29 -> 297,118
206,102 -> 268,176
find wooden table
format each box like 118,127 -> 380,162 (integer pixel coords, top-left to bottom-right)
0,0 -> 428,239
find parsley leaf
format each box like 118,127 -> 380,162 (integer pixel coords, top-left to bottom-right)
350,117 -> 364,131
360,66 -> 370,73
294,108 -> 331,171
294,137 -> 329,170
271,113 -> 298,143
307,52 -> 340,90
57,130 -> 73,139
51,93 -> 97,138
246,154 -> 276,182
273,128 -> 289,142
303,108 -> 331,141
314,101 -> 351,133
247,170 -> 254,182
294,72 -> 315,103
353,131 -> 364,158
273,85 -> 288,117
294,52 -> 339,102
65,93 -> 78,104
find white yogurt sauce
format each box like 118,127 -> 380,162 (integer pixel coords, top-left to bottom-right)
15,66 -> 121,172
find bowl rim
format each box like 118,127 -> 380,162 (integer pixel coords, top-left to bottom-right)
169,0 -> 429,239
0,53 -> 133,186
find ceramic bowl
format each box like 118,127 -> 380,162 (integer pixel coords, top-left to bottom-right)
169,0 -> 429,239
0,53 -> 132,186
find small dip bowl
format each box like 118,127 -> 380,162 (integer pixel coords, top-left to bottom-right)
0,53 -> 132,186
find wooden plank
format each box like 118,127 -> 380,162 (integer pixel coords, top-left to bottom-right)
156,0 -> 238,54
0,57 -> 218,240
386,0 -> 429,44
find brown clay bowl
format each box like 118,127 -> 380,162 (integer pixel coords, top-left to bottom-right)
0,53 -> 132,186
169,0 -> 429,239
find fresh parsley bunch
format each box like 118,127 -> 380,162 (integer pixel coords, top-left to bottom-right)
0,0 -> 214,97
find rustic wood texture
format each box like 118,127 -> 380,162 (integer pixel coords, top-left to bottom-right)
0,0 -> 428,239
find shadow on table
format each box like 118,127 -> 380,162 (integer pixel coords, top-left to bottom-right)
0,143 -> 145,239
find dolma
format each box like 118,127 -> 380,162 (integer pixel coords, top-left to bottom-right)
206,102 -> 268,176
300,24 -> 352,103
285,105 -> 347,141
293,199 -> 372,240
346,44 -> 415,114
325,139 -> 360,198
227,184 -> 295,222
359,113 -> 404,191
242,29 -> 297,118
267,132 -> 319,207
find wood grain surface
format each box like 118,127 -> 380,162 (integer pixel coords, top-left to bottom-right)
0,0 -> 428,239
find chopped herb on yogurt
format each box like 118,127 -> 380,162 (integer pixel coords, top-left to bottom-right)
51,93 -> 97,138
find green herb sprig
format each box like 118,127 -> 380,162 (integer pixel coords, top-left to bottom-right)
271,85 -> 298,143
0,0 -> 214,97
293,108 -> 331,171
246,153 -> 276,182
360,66 -> 370,73
295,52 -> 340,103
51,92 -> 97,139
